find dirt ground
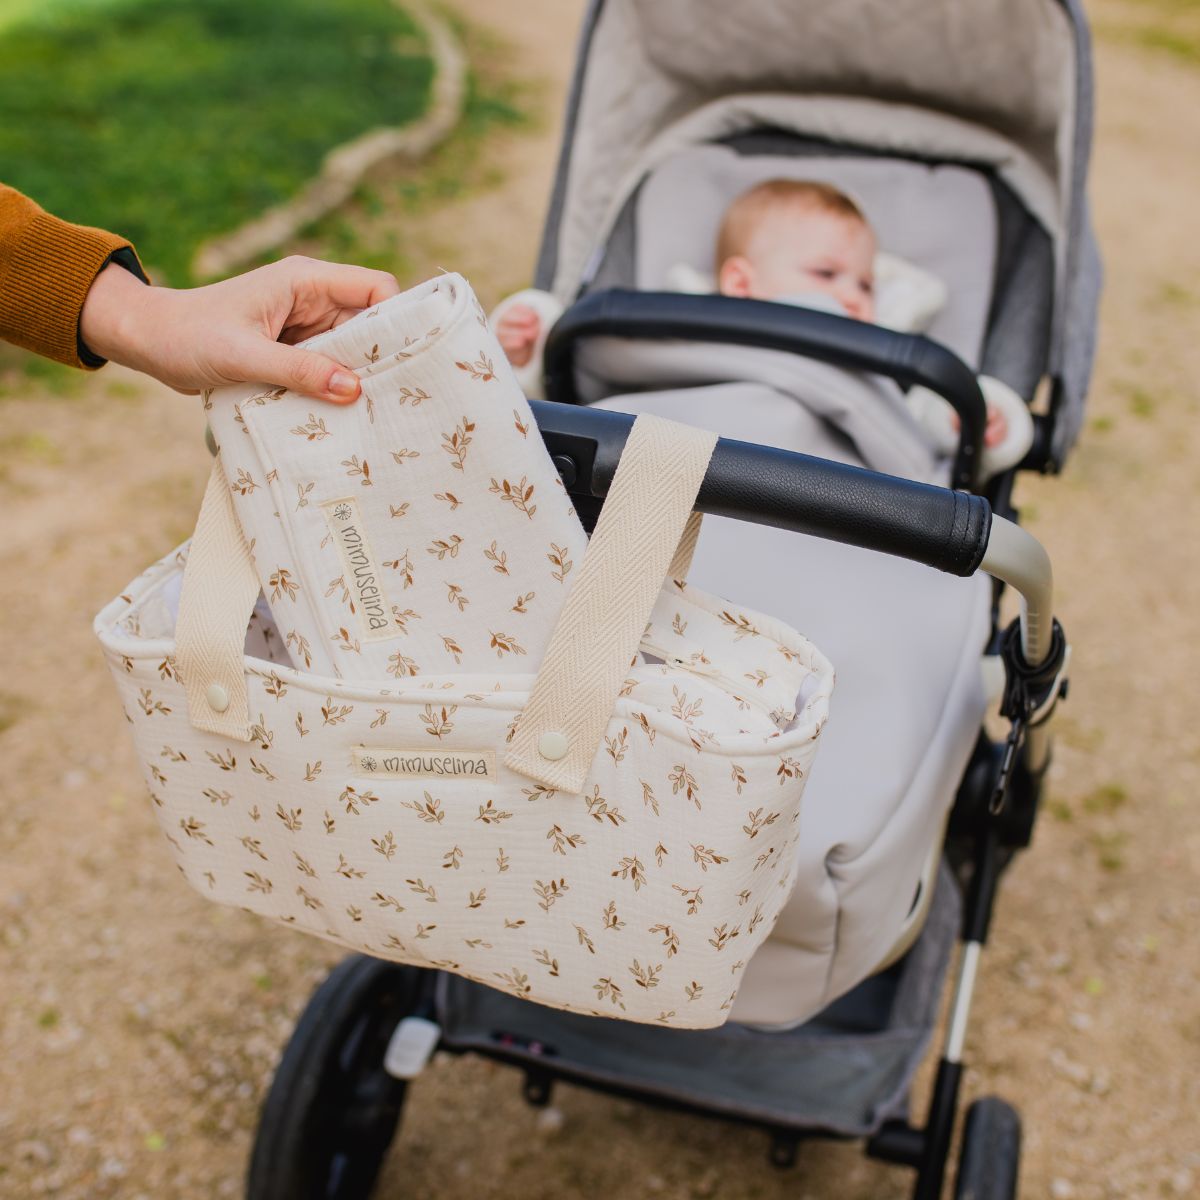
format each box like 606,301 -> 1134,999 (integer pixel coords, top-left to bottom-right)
2,2 -> 1198,1197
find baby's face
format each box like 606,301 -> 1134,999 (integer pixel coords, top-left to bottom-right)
719,208 -> 877,320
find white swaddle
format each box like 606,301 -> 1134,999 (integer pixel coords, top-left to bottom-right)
204,273 -> 589,680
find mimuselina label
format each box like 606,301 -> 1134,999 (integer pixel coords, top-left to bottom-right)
321,496 -> 397,641
352,747 -> 496,780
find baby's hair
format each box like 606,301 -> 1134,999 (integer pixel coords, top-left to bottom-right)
715,179 -> 869,268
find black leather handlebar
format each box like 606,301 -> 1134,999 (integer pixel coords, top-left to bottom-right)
530,401 -> 992,578
541,289 -> 987,492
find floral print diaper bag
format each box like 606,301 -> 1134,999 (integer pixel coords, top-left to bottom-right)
95,276 -> 834,1029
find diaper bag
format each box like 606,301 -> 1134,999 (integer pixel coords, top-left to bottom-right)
95,277 -> 834,1029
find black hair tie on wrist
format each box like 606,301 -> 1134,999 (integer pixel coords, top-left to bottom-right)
77,245 -> 149,367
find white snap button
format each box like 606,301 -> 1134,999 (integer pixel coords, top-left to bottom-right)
537,731 -> 569,761
205,683 -> 230,713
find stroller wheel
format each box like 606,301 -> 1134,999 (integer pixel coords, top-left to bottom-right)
247,955 -> 430,1200
953,1096 -> 1021,1200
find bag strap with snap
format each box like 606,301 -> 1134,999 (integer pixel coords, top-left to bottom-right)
176,463 -> 261,740
175,414 -> 718,775
504,414 -> 717,793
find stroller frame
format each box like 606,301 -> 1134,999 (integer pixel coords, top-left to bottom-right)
245,397 -> 1065,1200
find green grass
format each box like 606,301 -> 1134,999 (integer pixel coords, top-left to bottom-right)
0,690 -> 25,734
1098,0 -> 1200,66
285,56 -> 528,279
1090,831 -> 1129,872
1125,385 -> 1158,419
0,351 -> 88,400
0,430 -> 64,464
0,0 -> 434,283
1083,782 -> 1129,815
1136,24 -> 1200,64
1156,280 -> 1198,308
0,0 -> 123,34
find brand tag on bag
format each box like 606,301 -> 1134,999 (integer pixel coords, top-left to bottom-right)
352,746 -> 496,780
322,497 -> 399,642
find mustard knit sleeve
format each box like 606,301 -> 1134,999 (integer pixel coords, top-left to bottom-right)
0,184 -> 145,369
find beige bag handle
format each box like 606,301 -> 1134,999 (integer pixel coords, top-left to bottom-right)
505,414 -> 717,792
175,463 -> 261,741
176,415 -> 717,770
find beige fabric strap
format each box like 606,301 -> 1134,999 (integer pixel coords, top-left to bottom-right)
175,463 -> 259,741
669,511 -> 703,581
505,414 -> 717,792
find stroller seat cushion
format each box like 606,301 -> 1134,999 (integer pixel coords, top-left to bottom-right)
636,144 -> 997,367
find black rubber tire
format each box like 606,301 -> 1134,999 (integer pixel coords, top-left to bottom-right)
953,1097 -> 1021,1200
247,955 -> 431,1200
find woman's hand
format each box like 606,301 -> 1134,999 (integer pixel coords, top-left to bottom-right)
80,255 -> 401,403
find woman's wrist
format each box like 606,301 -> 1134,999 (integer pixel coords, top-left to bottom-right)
79,259 -> 156,367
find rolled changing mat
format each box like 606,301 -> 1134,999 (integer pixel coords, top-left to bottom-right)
204,274 -> 589,680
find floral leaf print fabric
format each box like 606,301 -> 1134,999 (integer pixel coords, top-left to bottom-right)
205,274 -> 588,681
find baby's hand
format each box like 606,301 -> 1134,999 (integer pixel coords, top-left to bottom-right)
984,404 -> 1008,449
496,304 -> 541,368
950,404 -> 1010,448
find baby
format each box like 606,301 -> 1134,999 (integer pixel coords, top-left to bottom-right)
713,178 -> 877,320
497,178 -> 1009,450
496,179 -> 876,363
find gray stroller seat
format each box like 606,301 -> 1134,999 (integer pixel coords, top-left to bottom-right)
581,145 -> 1005,1025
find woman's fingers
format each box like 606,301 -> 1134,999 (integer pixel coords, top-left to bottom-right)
283,256 -> 401,314
221,333 -> 362,403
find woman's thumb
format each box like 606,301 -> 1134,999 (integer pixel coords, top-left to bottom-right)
235,338 -> 362,404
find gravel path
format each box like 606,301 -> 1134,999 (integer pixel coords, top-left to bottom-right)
1,3 -> 1197,1197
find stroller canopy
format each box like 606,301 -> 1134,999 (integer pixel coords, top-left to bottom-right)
535,0 -> 1100,465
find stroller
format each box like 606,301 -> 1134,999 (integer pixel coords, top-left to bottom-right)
245,1 -> 1097,1196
